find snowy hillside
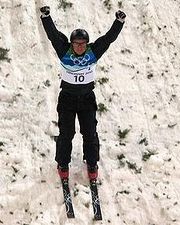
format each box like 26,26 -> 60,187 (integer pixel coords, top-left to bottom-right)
0,0 -> 180,224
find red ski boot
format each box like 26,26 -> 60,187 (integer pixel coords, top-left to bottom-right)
87,165 -> 98,180
57,165 -> 69,179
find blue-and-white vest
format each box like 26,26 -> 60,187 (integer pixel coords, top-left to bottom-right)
60,46 -> 97,85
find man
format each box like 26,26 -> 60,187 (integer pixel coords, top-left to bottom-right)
40,6 -> 126,180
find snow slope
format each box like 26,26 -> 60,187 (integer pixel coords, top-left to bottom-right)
0,0 -> 180,224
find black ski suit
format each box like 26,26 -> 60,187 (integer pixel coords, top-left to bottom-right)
41,15 -> 124,167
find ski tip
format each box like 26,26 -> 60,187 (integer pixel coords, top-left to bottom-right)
94,214 -> 102,221
67,213 -> 75,219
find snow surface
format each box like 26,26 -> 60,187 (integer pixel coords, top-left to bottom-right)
0,0 -> 180,224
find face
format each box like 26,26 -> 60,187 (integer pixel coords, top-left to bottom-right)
72,39 -> 87,55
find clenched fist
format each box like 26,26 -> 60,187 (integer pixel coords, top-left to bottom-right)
115,10 -> 126,23
40,6 -> 50,16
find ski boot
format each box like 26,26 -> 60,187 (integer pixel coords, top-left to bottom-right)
57,165 -> 69,180
87,164 -> 98,180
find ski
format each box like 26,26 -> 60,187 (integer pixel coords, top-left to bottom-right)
61,178 -> 75,218
89,179 -> 102,220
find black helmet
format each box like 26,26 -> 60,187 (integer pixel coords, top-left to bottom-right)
70,29 -> 89,43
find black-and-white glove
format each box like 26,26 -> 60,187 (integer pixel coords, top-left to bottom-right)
115,10 -> 126,23
40,6 -> 50,17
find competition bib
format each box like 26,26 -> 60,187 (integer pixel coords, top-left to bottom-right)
61,65 -> 96,84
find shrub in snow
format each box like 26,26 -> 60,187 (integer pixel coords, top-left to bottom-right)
142,150 -> 157,161
97,77 -> 109,85
0,47 -> 11,63
118,128 -> 130,139
103,0 -> 112,12
97,103 -> 108,115
118,1 -> 123,8
58,0 -> 73,11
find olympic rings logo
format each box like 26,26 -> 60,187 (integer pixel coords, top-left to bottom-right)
70,54 -> 90,66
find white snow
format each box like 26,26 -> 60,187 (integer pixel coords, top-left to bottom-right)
0,0 -> 180,224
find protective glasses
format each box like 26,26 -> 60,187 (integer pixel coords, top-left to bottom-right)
72,41 -> 87,47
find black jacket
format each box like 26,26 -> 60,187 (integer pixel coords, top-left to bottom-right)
41,16 -> 124,95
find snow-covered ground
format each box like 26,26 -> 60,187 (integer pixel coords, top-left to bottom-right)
0,0 -> 180,224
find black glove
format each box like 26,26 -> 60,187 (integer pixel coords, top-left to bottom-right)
115,10 -> 126,22
40,6 -> 50,16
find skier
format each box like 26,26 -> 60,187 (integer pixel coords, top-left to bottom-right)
40,6 -> 126,180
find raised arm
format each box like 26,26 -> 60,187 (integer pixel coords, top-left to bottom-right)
40,6 -> 70,59
91,10 -> 126,60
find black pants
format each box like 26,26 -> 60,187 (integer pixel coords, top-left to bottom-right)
55,91 -> 100,167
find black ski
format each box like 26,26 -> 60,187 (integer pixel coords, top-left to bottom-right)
89,179 -> 102,220
61,178 -> 75,218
